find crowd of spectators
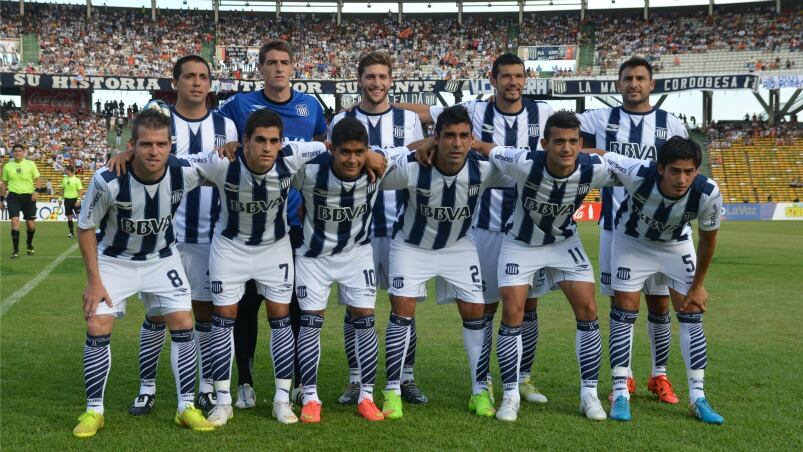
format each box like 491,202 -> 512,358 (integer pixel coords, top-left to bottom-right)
704,115 -> 800,152
2,3 -> 801,80
593,6 -> 801,73
0,110 -> 112,172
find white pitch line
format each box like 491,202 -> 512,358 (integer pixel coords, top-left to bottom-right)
1,243 -> 79,317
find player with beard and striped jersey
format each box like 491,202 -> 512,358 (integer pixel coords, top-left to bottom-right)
183,109 -> 329,427
327,52 -> 428,406
73,109 -> 214,438
578,57 -> 688,404
399,53 -> 555,407
216,40 -> 327,410
472,111 -> 614,422
586,137 -> 724,425
127,56 -> 238,419
293,118 -> 406,423
377,106 -> 513,421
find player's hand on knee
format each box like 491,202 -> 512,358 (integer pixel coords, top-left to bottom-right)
107,150 -> 134,175
680,285 -> 707,313
83,283 -> 112,321
217,141 -> 239,162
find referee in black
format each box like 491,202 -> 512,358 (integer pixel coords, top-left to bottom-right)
1,144 -> 44,258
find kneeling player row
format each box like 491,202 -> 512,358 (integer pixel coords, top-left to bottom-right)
73,106 -> 723,438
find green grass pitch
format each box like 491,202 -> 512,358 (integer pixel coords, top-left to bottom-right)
1,221 -> 801,450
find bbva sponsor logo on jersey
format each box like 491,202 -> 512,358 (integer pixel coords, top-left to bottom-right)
230,198 -> 284,213
120,215 -> 172,236
296,104 -> 310,117
170,189 -> 184,205
609,142 -> 657,161
419,205 -> 472,221
523,197 -> 576,216
316,203 -> 369,222
528,124 -> 540,138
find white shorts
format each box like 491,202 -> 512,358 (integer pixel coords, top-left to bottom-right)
177,242 -> 212,302
473,227 -> 504,303
600,229 -> 669,297
297,244 -> 377,311
389,237 -> 484,304
209,235 -> 294,306
95,252 -> 192,319
498,235 -> 596,292
611,233 -> 697,296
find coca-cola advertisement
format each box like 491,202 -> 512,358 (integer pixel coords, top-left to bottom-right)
23,87 -> 89,113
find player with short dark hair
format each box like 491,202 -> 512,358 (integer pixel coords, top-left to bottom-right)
72,109 -> 214,438
469,111 -> 614,422
62,165 -> 84,239
1,143 -> 44,258
578,56 -> 689,405
216,39 -> 327,409
586,136 -> 725,425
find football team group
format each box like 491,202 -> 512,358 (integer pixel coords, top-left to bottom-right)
1,39 -> 726,439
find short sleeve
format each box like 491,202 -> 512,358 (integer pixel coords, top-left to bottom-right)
578,111 -> 598,147
284,142 -> 328,173
602,152 -> 649,192
589,154 -> 616,188
411,114 -> 424,141
77,178 -> 84,190
698,185 -> 722,231
30,162 -> 41,179
78,173 -> 112,229
379,151 -> 411,191
489,145 -> 530,178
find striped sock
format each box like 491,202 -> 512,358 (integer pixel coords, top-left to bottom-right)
194,321 -> 214,394
477,312 -> 495,387
678,312 -> 708,403
401,317 -> 417,383
648,312 -> 672,377
269,315 -> 294,403
609,308 -> 638,400
384,313 -> 412,394
353,315 -> 379,402
343,311 -> 360,384
298,313 -> 324,404
497,323 -> 522,401
576,319 -> 602,398
170,329 -> 197,413
210,315 -> 236,406
84,334 -> 111,415
519,310 -> 538,383
137,318 -> 166,396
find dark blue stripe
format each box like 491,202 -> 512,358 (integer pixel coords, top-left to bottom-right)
623,164 -> 659,238
476,189 -> 492,229
273,156 -> 290,243
654,109 -> 668,152
405,165 -> 432,247
220,153 -> 242,240
432,175 -> 456,250
163,164 -> 184,247
104,169 -> 132,257
536,178 -> 568,246
132,181 -> 161,261
601,107 -> 621,231
246,176 -> 268,246
481,102 -> 495,143
504,116 -> 518,147
644,195 -> 675,241
500,186 -> 517,231
393,108 -> 405,147
332,183 -> 356,255
671,175 -> 707,241
556,156 -> 595,237
514,151 -> 544,244
208,187 -> 220,241
305,156 -> 331,256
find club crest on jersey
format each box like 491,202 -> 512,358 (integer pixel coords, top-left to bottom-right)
296,104 -> 310,117
444,80 -> 462,92
280,177 -> 292,190
528,124 -> 540,138
170,189 -> 184,205
392,277 -> 404,289
296,286 -> 307,298
393,125 -> 405,139
655,127 -> 668,140
366,182 -> 378,194
224,182 -> 240,192
577,184 -> 591,196
214,134 -> 227,148
468,184 -> 480,197
681,211 -> 698,222
211,281 -> 223,294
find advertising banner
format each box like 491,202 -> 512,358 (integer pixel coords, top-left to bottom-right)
771,203 -> 803,220
23,87 -> 89,113
572,202 -> 600,222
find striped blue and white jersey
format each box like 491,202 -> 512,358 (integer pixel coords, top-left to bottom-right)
381,150 -> 511,250
604,153 -> 721,242
431,98 -> 554,232
78,156 -> 203,260
293,147 -> 409,257
489,146 -> 614,246
328,106 -> 423,238
185,142 -> 328,246
170,108 -> 238,244
578,107 -> 687,231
